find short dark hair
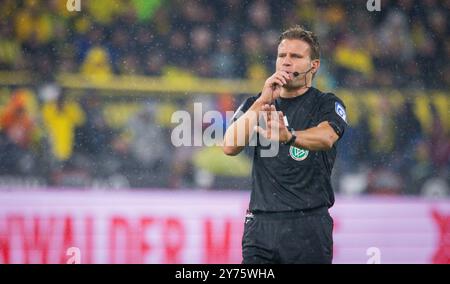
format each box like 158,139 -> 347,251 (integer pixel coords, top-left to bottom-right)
279,25 -> 320,60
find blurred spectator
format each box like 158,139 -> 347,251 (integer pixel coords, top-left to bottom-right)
410,140 -> 434,193
14,0 -> 53,44
216,92 -> 235,131
143,51 -> 166,76
192,146 -> 251,189
378,10 -> 415,63
133,0 -> 163,22
369,95 -> 395,166
247,1 -> 272,32
334,35 -> 375,88
166,31 -> 190,70
76,93 -> 114,157
119,53 -> 141,75
429,103 -> 450,173
85,0 -> 129,25
127,105 -> 167,170
241,31 -> 268,80
421,177 -> 449,198
0,90 -> 38,174
366,167 -> 403,195
108,27 -> 131,73
190,26 -> 214,77
0,91 -> 35,149
212,37 -> 236,78
339,102 -> 372,172
80,46 -> 113,83
0,22 -> 23,70
42,91 -> 85,162
393,100 -> 423,176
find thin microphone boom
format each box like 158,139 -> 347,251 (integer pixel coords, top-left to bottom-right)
293,67 -> 312,77
294,67 -> 312,87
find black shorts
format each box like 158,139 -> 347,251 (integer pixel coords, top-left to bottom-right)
242,207 -> 333,264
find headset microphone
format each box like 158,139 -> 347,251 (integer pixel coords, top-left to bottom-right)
293,66 -> 313,87
293,67 -> 312,78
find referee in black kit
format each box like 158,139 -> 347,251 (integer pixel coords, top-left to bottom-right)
223,25 -> 347,264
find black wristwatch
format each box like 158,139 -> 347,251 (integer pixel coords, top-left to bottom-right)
282,127 -> 297,145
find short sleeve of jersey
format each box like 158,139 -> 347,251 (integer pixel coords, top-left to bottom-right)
316,93 -> 348,139
230,94 -> 260,123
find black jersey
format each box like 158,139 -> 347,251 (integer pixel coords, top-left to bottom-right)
233,87 -> 347,212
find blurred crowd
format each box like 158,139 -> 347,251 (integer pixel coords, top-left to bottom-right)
0,86 -> 253,190
337,94 -> 449,197
0,86 -> 448,196
0,0 -> 449,88
0,0 -> 449,196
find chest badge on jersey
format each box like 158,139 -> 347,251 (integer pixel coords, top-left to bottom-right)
289,146 -> 309,161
